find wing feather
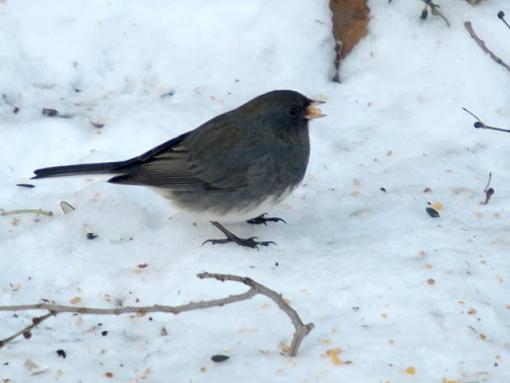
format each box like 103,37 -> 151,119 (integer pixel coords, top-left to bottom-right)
109,115 -> 271,192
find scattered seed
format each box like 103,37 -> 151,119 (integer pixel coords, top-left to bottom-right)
160,91 -> 175,98
42,108 -> 58,117
86,233 -> 98,240
380,187 -> 386,192
16,183 -> 35,188
69,297 -> 81,305
101,330 -> 108,336
325,348 -> 344,365
42,108 -> 74,118
91,121 -> 104,129
60,201 -> 75,214
211,355 -> 230,363
426,207 -> 440,218
431,202 -> 443,211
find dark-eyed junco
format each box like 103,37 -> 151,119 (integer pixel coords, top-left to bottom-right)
33,90 -> 325,248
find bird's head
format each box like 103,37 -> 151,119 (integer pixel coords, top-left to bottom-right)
241,90 -> 325,134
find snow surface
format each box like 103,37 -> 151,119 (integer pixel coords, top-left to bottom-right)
1,0 -> 510,382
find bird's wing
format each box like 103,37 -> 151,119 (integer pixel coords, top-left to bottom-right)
108,118 -> 272,192
113,131 -> 191,170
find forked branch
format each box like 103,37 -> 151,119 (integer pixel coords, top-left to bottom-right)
0,272 -> 314,357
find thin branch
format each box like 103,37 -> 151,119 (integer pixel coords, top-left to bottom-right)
422,0 -> 450,27
0,273 -> 314,357
464,21 -> 510,73
462,107 -> 483,123
483,172 -> 492,193
482,172 -> 495,205
0,291 -> 257,316
0,312 -> 54,348
462,107 -> 510,133
419,0 -> 450,27
198,272 -> 315,356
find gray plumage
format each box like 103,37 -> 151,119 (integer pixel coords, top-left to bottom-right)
33,90 -> 320,220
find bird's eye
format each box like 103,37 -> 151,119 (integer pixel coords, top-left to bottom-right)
288,106 -> 300,117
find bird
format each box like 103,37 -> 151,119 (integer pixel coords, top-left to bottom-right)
32,90 -> 325,248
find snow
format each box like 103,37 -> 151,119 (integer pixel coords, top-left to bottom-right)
1,0 -> 510,382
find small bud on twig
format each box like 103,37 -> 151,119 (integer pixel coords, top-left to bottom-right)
462,107 -> 510,133
498,11 -> 510,30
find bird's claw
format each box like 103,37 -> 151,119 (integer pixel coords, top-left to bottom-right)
247,213 -> 287,225
202,236 -> 276,249
203,221 -> 277,249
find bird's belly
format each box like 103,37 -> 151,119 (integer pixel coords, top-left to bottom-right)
152,142 -> 308,222
154,185 -> 297,223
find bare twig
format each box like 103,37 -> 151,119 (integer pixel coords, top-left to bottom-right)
462,107 -> 510,133
198,272 -> 315,356
484,172 -> 492,192
464,21 -> 510,73
482,172 -> 495,205
421,0 -> 450,27
0,312 -> 54,348
0,208 -> 53,217
428,1 -> 450,27
462,107 -> 483,123
0,273 -> 314,357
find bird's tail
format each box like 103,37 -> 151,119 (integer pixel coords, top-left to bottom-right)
32,161 -> 124,179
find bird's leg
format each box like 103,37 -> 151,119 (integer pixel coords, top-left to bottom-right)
246,213 -> 286,225
202,221 -> 276,249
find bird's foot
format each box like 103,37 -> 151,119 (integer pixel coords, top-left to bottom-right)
202,221 -> 276,249
246,213 -> 286,225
